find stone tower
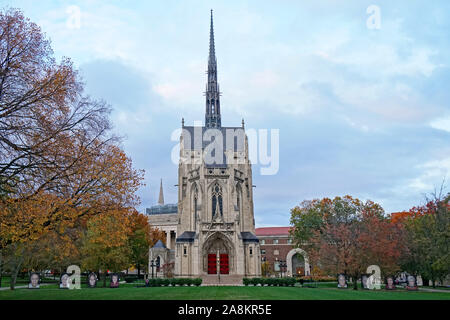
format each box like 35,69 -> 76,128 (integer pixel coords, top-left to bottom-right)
174,11 -> 261,279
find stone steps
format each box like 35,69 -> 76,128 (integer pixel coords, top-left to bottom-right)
201,274 -> 244,286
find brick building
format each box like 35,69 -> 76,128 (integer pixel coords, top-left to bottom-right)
255,227 -> 309,277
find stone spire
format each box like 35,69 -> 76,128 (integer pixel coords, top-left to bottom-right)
205,9 -> 221,128
158,179 -> 164,205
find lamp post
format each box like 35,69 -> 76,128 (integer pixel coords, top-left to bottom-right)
150,259 -> 156,279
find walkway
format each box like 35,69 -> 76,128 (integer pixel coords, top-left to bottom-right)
201,275 -> 243,286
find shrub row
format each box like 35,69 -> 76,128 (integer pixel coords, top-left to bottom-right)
243,277 -> 296,286
124,275 -> 146,283
147,278 -> 202,287
297,276 -> 337,282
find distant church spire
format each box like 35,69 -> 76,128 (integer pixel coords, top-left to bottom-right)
158,179 -> 164,205
205,10 -> 221,128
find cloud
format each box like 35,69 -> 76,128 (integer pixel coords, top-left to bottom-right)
430,116 -> 450,133
408,158 -> 450,192
6,0 -> 450,227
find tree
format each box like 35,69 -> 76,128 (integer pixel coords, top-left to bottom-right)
290,196 -> 404,289
399,193 -> 450,287
128,211 -> 165,277
81,209 -> 133,287
0,8 -> 112,197
0,8 -> 144,288
261,261 -> 271,277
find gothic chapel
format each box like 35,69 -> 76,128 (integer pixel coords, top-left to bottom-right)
174,11 -> 261,279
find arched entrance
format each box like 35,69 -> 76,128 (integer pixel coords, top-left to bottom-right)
202,232 -> 234,275
286,248 -> 309,276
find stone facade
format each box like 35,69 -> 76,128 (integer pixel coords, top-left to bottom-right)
174,132 -> 261,277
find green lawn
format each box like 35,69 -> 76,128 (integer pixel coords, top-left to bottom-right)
0,284 -> 449,300
0,276 -> 59,288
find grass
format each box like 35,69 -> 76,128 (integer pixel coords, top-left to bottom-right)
0,284 -> 449,300
0,276 -> 59,288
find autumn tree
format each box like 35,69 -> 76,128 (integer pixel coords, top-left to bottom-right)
398,193 -> 450,287
81,209 -> 133,287
128,211 -> 165,278
0,8 -> 144,289
290,196 -> 404,289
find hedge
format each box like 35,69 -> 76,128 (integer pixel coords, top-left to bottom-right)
147,278 -> 202,287
242,277 -> 296,286
297,276 -> 337,282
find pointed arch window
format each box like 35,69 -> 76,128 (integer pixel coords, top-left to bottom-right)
212,183 -> 223,218
194,196 -> 198,224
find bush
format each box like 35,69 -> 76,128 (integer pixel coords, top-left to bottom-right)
193,278 -> 202,286
259,278 -> 267,286
263,278 -> 272,286
169,278 -> 178,286
287,277 -> 296,286
146,277 -> 202,287
250,278 -> 259,286
160,278 -> 170,286
298,275 -> 336,282
179,278 -> 190,286
124,276 -> 140,283
242,277 -> 296,286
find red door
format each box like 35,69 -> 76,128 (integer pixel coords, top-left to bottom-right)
208,254 -> 216,274
220,254 -> 229,274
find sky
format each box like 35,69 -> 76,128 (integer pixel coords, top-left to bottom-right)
2,0 -> 449,227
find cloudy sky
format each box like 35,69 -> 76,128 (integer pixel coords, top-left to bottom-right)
3,0 -> 449,226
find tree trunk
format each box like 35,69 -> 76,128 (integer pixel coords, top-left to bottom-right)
103,271 -> 107,288
0,249 -> 3,288
10,255 -> 24,290
137,264 -> 140,278
353,275 -> 358,290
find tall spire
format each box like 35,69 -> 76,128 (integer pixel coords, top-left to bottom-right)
158,179 -> 164,205
205,9 -> 221,128
209,9 -> 215,65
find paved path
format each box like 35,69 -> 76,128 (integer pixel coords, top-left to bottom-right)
419,287 -> 450,293
201,275 -> 243,286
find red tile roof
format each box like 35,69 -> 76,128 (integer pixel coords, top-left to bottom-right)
255,227 -> 292,236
